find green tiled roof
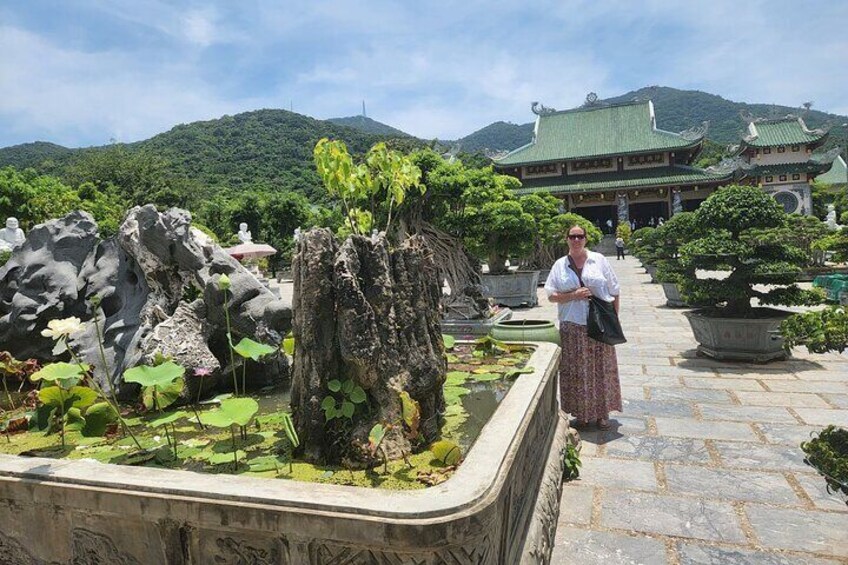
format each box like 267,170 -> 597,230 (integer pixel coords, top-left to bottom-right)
745,161 -> 830,177
513,165 -> 732,195
816,156 -> 847,185
743,117 -> 827,148
495,101 -> 701,166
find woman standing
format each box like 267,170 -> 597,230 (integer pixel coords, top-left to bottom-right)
545,224 -> 622,429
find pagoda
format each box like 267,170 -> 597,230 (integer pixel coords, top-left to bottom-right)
730,116 -> 835,214
493,97 -> 733,230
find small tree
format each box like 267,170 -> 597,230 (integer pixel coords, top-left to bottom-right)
679,185 -> 823,317
650,212 -> 699,284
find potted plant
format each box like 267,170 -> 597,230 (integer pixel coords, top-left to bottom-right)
679,185 -> 824,362
629,226 -> 660,280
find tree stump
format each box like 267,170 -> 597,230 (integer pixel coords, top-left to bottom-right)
291,228 -> 446,466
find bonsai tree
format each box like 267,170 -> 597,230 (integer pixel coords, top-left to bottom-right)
651,212 -> 699,285
679,185 -> 823,317
629,226 -> 659,264
517,194 -> 601,269
462,176 -> 534,274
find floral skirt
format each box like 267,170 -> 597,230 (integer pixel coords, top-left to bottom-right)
559,321 -> 622,422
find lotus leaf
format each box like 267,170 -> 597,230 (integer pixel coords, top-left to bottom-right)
64,407 -> 85,431
209,450 -> 246,465
445,371 -> 469,386
442,334 -> 456,351
148,410 -> 188,428
200,398 -> 259,428
81,402 -> 118,437
248,455 -> 288,472
142,377 -> 184,411
505,367 -> 534,379
68,386 -> 99,410
431,439 -> 462,465
30,362 -> 88,388
124,362 -> 185,388
327,379 -> 342,392
232,337 -> 277,361
38,386 -> 75,411
469,372 -> 500,382
443,386 -> 470,405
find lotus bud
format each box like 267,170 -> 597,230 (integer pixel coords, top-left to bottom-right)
218,274 -> 231,291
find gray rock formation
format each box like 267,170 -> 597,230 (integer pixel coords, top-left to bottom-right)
0,206 -> 291,397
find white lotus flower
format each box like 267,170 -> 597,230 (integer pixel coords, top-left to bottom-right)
40,317 -> 84,340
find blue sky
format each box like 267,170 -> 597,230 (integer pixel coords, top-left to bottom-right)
2,0 -> 847,148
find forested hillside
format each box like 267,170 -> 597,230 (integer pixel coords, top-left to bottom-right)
327,116 -> 411,138
0,109 -> 421,201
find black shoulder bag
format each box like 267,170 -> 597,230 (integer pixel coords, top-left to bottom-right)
568,256 -> 627,346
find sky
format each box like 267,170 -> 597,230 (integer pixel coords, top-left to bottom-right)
1,0 -> 847,148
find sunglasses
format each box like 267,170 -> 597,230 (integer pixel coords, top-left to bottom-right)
568,234 -> 586,240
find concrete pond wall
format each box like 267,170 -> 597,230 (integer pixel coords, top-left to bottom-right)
0,342 -> 566,564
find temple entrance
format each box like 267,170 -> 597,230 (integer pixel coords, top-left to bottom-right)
682,199 -> 706,212
629,201 -> 669,229
573,204 -> 616,234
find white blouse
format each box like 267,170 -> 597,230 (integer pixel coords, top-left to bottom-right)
544,251 -> 620,325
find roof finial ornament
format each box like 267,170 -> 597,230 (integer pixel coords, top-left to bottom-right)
531,101 -> 556,115
739,110 -> 756,125
679,121 -> 709,141
584,92 -> 599,106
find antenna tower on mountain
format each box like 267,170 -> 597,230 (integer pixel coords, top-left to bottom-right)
362,100 -> 367,118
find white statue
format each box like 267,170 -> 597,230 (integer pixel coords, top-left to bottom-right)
825,204 -> 840,231
0,217 -> 25,252
293,227 -> 302,243
237,222 -> 253,244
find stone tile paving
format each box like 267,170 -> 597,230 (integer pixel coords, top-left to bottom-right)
509,257 -> 848,565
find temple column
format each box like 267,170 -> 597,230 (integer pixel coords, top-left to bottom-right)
671,188 -> 683,215
616,192 -> 629,222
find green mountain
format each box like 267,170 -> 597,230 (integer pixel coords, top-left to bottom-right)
455,121 -> 534,154
0,109 -> 420,200
0,141 -> 76,169
327,115 -> 411,137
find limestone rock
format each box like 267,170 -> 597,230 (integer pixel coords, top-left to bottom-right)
0,206 -> 292,397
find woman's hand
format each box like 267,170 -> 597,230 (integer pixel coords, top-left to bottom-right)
573,287 -> 592,300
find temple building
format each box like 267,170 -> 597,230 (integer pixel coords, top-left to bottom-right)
493,98 -> 733,230
730,116 -> 835,215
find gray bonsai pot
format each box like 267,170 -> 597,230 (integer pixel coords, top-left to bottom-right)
644,265 -> 658,283
481,270 -> 540,307
683,308 -> 792,362
661,282 -> 687,308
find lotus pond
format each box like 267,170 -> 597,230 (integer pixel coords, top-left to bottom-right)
0,340 -> 532,490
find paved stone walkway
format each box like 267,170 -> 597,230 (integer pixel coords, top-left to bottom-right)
510,256 -> 848,564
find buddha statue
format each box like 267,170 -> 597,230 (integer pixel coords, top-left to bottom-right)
825,204 -> 840,231
0,217 -> 25,251
237,222 -> 253,244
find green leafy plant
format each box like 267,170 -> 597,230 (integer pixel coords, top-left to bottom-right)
29,362 -> 92,446
216,274 -> 240,397
200,397 -> 259,469
280,411 -> 299,473
442,334 -> 455,351
0,352 -> 39,409
313,139 -> 423,236
321,379 -> 367,421
561,443 -> 582,481
472,335 -> 509,357
781,306 -> 848,354
232,337 -> 277,396
801,425 -> 847,505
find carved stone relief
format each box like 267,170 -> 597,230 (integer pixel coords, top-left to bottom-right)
71,529 -> 141,565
